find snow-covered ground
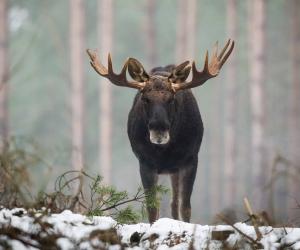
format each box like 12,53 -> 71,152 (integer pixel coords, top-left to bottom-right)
0,208 -> 300,249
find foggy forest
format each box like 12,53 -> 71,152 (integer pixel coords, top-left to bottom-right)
0,0 -> 300,249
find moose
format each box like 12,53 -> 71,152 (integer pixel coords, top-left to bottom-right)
87,40 -> 234,223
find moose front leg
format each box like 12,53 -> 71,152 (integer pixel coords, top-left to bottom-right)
180,164 -> 197,222
170,172 -> 180,220
140,164 -> 158,223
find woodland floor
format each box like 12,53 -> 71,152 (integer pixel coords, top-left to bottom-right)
0,207 -> 299,249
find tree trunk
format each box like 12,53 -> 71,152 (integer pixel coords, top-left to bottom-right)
70,0 -> 85,172
145,0 -> 156,67
186,0 -> 197,61
175,0 -> 187,63
248,0 -> 266,209
224,0 -> 237,208
98,0 -> 113,185
0,0 -> 9,146
176,0 -> 196,63
288,0 -> 300,219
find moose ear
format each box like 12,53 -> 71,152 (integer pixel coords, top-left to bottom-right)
168,61 -> 191,83
128,58 -> 149,82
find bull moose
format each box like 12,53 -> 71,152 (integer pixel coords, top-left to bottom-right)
87,40 -> 234,223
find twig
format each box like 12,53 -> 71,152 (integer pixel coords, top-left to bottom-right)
243,197 -> 262,241
101,190 -> 145,212
188,225 -> 197,250
55,170 -> 95,192
217,214 -> 263,249
69,171 -> 84,211
264,153 -> 300,221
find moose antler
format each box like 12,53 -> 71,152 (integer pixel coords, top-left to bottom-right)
171,39 -> 235,91
86,49 -> 146,90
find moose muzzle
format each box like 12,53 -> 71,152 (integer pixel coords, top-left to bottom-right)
149,130 -> 170,145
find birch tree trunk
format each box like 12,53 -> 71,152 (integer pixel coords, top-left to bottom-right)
288,0 -> 300,219
176,0 -> 196,63
145,0 -> 156,67
248,0 -> 266,209
186,0 -> 197,61
0,0 -> 9,146
175,0 -> 187,63
98,0 -> 113,185
70,0 -> 85,172
224,0 -> 237,208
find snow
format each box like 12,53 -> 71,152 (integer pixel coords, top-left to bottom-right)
0,208 -> 300,249
45,210 -> 116,242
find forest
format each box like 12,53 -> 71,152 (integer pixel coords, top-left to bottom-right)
0,0 -> 300,248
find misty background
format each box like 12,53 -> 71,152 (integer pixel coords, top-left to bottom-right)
1,0 -> 299,224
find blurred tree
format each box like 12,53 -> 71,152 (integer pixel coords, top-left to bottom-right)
186,0 -> 197,61
288,0 -> 300,216
224,0 -> 237,207
144,0 -> 157,67
175,0 -> 186,63
98,0 -> 113,185
0,0 -> 10,146
209,81 -> 222,213
248,0 -> 266,208
70,0 -> 86,171
175,0 -> 196,62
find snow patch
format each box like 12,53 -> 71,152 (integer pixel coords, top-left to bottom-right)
0,208 -> 300,249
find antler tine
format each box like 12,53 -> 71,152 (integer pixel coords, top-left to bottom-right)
189,50 -> 209,82
107,53 -> 113,74
218,39 -> 231,60
213,41 -> 219,57
203,50 -> 209,71
220,40 -> 235,68
87,49 -> 146,90
86,49 -> 108,76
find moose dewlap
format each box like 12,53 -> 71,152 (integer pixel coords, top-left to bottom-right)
87,39 -> 234,223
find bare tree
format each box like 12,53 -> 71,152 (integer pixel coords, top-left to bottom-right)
186,0 -> 197,60
288,0 -> 300,217
209,79 -> 222,213
70,0 -> 85,172
0,0 -> 9,145
175,0 -> 197,63
98,0 -> 113,185
175,0 -> 187,63
248,0 -> 266,208
144,0 -> 157,67
224,0 -> 238,207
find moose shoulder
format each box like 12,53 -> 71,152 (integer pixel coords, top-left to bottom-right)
87,40 -> 234,223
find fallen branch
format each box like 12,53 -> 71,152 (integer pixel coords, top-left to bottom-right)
217,213 -> 263,249
243,197 -> 262,241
